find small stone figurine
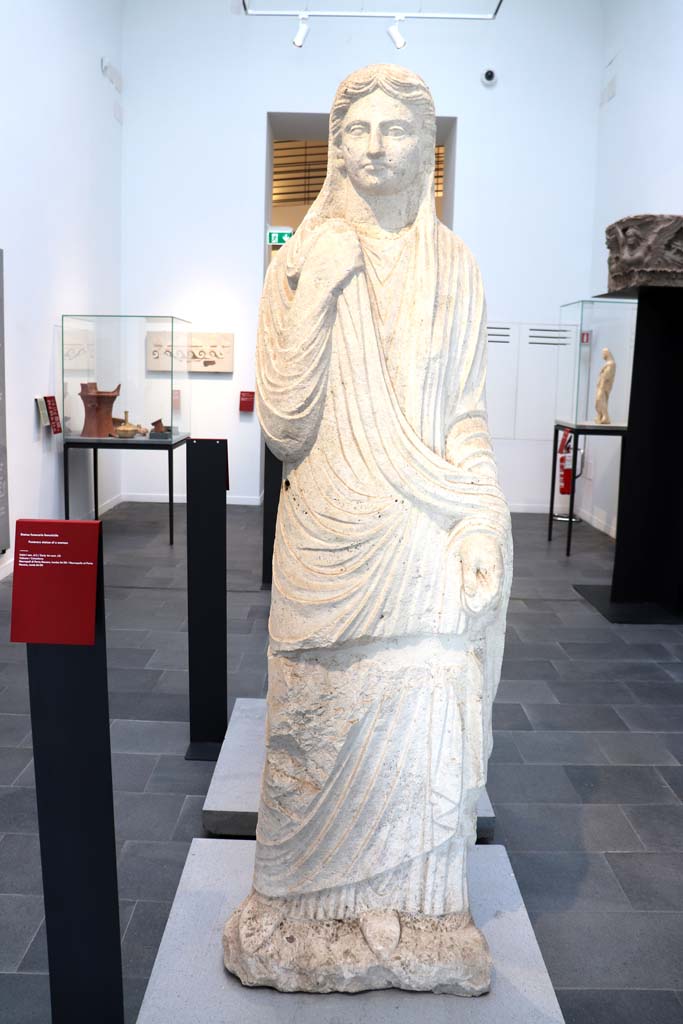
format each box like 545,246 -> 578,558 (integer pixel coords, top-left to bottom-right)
595,348 -> 616,425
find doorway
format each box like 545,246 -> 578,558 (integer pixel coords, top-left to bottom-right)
264,111 -> 457,270
259,111 -> 457,583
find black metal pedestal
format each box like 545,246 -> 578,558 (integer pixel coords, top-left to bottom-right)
574,583 -> 683,624
63,434 -> 188,544
261,444 -> 282,588
185,439 -> 228,761
610,286 -> 683,610
548,421 -> 627,557
25,536 -> 124,1023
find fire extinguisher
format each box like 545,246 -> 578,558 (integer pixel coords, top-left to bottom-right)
558,429 -> 573,495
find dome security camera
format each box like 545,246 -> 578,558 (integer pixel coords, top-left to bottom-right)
481,68 -> 497,86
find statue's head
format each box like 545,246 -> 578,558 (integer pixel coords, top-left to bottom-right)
329,65 -> 436,200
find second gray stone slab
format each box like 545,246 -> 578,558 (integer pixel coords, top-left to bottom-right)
204,697 -> 495,840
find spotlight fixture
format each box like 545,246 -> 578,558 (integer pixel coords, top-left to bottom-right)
387,15 -> 406,49
292,13 -> 309,47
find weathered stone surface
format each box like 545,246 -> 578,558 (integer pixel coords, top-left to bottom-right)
202,697 -> 496,841
224,64 -> 512,995
606,214 -> 683,293
224,895 -> 491,995
138,840 -> 566,1024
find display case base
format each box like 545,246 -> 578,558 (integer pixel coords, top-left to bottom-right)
575,584 -> 683,624
185,741 -> 222,762
203,698 -> 496,842
136,839 -> 564,1024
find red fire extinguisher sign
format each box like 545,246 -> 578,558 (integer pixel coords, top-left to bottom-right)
558,429 -> 573,495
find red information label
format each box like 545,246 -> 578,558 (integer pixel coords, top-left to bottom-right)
44,396 -> 62,435
239,390 -> 255,412
10,520 -> 101,646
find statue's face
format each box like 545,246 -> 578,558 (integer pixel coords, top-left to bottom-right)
339,90 -> 425,198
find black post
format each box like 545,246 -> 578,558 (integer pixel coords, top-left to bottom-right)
185,438 -> 228,761
168,445 -> 174,546
26,535 -> 124,1023
548,423 -> 558,541
566,429 -> 578,557
262,443 -> 282,587
93,447 -> 99,520
611,286 -> 683,608
63,444 -> 70,520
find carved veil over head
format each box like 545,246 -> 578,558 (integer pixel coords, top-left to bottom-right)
284,65 -> 438,285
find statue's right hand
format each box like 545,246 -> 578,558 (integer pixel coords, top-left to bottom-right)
299,219 -> 364,297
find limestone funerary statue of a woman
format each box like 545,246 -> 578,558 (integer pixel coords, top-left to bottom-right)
224,64 -> 512,996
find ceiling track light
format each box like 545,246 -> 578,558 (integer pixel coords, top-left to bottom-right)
292,13 -> 309,47
387,15 -> 406,49
244,1 -> 506,21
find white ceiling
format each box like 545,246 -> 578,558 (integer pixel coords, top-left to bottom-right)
244,0 -> 502,19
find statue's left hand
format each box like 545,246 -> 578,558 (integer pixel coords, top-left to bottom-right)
458,533 -> 504,616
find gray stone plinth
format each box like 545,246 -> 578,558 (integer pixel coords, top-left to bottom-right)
137,839 -> 564,1024
204,698 -> 496,841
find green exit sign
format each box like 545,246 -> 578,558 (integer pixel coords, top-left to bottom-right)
267,228 -> 293,246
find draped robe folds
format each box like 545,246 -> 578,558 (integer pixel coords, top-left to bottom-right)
254,206 -> 512,917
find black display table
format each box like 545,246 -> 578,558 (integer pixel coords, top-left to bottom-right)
548,420 -> 627,557
63,434 -> 189,545
556,286 -> 683,622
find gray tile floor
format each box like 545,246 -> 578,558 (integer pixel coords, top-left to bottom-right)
0,501 -> 266,1023
0,503 -> 682,1022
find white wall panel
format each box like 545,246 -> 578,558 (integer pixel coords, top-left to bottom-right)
514,325 -> 577,441
0,0 -> 123,575
486,323 -> 518,440
492,438 -> 555,514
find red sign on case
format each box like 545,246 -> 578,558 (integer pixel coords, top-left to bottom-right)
44,396 -> 62,435
10,520 -> 101,646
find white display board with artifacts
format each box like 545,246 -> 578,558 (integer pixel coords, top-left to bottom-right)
145,331 -> 234,374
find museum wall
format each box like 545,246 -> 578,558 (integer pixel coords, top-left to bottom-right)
575,0 -> 683,536
119,0 -> 603,509
0,0 -> 124,575
0,2 -> 676,556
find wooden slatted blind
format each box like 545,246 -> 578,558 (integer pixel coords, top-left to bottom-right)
273,141 -> 445,205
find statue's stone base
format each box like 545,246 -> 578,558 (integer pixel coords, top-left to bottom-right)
203,699 -> 495,840
224,894 -> 491,995
136,839 -> 566,1024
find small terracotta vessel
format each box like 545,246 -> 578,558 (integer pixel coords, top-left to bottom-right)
80,383 -> 121,437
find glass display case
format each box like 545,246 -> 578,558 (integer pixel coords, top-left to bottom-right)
61,315 -> 192,442
559,299 -> 637,427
